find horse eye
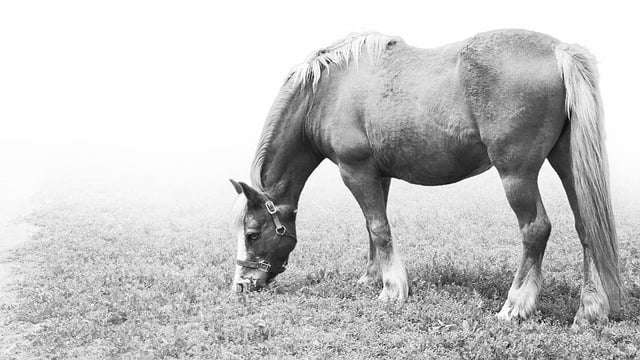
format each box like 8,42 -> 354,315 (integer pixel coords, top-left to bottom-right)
246,232 -> 260,241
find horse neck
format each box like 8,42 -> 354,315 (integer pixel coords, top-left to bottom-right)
254,88 -> 323,207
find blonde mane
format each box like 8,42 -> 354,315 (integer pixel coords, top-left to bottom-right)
289,32 -> 399,92
250,32 -> 399,190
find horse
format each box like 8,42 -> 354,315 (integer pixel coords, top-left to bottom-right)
229,29 -> 622,326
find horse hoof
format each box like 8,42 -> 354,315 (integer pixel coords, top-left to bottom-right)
573,307 -> 609,327
378,283 -> 408,306
573,292 -> 610,326
496,304 -> 511,321
378,292 -> 406,308
496,309 -> 516,322
496,302 -> 533,322
357,273 -> 380,286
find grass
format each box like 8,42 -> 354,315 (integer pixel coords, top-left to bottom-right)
3,165 -> 640,359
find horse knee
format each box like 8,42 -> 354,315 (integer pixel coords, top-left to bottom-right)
367,221 -> 391,248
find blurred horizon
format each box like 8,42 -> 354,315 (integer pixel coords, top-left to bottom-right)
1,1 -> 638,219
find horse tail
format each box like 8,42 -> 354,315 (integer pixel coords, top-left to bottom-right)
555,43 -> 622,310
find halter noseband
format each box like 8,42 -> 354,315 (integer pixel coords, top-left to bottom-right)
236,200 -> 297,274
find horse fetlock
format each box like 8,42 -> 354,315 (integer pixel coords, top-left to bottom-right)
372,238 -> 393,251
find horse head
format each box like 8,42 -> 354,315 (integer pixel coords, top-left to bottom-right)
229,179 -> 297,292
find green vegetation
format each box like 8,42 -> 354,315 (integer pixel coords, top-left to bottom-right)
3,168 -> 640,359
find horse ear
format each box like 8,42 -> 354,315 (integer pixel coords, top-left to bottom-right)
229,179 -> 243,194
229,179 -> 263,205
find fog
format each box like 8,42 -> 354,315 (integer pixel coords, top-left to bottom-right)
1,1 -> 639,215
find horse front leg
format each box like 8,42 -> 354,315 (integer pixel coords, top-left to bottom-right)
339,165 -> 408,304
357,177 -> 390,285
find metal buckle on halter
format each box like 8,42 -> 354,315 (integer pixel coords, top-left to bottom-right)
257,260 -> 271,272
265,201 -> 278,214
237,259 -> 273,273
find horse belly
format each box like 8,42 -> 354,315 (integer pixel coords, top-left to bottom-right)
385,133 -> 490,185
367,112 -> 492,186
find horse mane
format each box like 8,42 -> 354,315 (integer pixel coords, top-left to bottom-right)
250,32 -> 399,191
289,32 -> 399,92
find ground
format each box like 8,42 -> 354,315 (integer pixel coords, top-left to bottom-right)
1,164 -> 639,359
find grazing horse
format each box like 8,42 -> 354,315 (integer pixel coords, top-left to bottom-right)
229,29 -> 622,325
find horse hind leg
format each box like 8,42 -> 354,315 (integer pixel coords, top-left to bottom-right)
357,177 -> 390,285
496,172 -> 552,321
547,127 -> 609,325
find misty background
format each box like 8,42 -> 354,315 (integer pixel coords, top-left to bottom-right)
1,1 -> 639,223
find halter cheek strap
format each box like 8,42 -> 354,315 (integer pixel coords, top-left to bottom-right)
265,201 -> 287,235
236,201 -> 297,274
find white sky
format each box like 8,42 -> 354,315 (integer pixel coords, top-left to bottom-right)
1,1 -> 638,199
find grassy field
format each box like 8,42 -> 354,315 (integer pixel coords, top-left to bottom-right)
2,164 -> 640,359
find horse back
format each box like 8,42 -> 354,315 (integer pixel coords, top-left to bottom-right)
307,30 -> 566,184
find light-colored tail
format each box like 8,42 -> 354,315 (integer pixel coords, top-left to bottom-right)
555,43 -> 622,310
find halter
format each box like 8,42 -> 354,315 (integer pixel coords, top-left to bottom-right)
236,200 -> 297,274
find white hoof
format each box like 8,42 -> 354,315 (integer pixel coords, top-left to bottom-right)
378,277 -> 409,305
496,294 -> 537,321
376,250 -> 408,305
496,300 -> 530,321
497,272 -> 540,321
357,272 -> 381,286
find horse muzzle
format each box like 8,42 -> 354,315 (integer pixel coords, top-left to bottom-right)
233,269 -> 275,293
234,278 -> 262,293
